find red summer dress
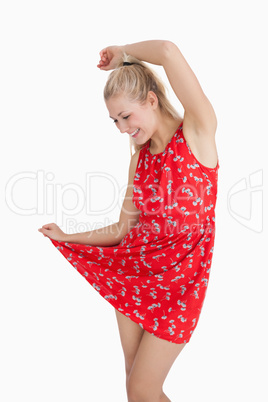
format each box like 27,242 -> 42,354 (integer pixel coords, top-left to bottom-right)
49,122 -> 219,344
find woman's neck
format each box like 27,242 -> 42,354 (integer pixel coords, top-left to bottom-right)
149,115 -> 182,154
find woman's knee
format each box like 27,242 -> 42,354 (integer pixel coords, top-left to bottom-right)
127,376 -> 163,402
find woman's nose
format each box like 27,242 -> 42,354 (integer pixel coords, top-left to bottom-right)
118,121 -> 129,134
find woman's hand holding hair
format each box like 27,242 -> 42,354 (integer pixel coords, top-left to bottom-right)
97,46 -> 124,71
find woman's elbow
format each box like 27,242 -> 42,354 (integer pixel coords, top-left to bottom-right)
162,40 -> 179,61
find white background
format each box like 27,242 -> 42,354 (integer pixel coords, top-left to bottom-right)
1,0 -> 267,401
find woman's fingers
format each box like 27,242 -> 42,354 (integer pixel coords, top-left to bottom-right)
98,59 -> 106,65
38,223 -> 67,242
99,49 -> 108,62
41,223 -> 54,230
38,223 -> 57,234
98,47 -> 114,64
98,46 -> 124,70
38,227 -> 48,235
97,59 -> 112,70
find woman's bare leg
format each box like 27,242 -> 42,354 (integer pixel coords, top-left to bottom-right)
114,310 -> 144,384
127,330 -> 186,402
114,309 -> 186,401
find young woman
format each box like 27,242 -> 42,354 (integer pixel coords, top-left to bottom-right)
38,40 -> 219,402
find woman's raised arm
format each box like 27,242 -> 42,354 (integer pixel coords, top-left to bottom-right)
98,40 -> 217,137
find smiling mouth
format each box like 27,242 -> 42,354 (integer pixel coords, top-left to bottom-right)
130,129 -> 140,137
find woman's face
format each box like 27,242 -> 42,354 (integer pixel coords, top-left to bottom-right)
105,92 -> 158,145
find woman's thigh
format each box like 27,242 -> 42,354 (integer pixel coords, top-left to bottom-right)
114,309 -> 144,377
127,330 -> 186,398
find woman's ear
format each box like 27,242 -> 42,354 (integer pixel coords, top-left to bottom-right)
147,91 -> 158,110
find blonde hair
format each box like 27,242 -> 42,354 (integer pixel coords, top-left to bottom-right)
104,53 -> 181,156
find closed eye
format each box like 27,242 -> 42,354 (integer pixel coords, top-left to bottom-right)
113,115 -> 130,124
